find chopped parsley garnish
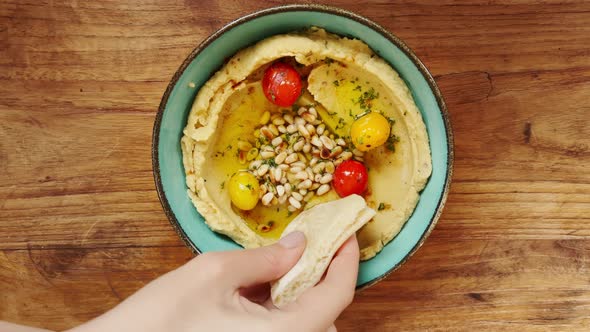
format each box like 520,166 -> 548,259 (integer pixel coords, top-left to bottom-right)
378,203 -> 385,211
333,80 -> 340,87
263,158 -> 277,167
385,134 -> 400,152
220,181 -> 225,189
336,117 -> 346,130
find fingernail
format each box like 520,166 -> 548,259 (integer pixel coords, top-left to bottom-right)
279,231 -> 305,249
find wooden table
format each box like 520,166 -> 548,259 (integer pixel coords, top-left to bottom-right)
1,1 -> 589,331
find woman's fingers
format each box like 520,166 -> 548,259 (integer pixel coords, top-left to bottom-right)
192,231 -> 306,290
282,234 -> 359,329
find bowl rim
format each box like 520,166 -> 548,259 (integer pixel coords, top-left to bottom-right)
152,3 -> 454,289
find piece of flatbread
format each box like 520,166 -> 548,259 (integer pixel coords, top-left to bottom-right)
271,194 -> 376,307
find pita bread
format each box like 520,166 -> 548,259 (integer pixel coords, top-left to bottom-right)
271,194 -> 376,307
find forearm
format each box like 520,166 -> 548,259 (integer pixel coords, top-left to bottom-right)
0,321 -> 54,332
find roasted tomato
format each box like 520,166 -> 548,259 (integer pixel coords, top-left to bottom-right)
262,62 -> 303,107
228,172 -> 260,210
332,160 -> 368,197
350,112 -> 391,151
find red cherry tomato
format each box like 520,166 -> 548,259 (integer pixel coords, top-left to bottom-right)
332,160 -> 369,197
262,62 -> 302,107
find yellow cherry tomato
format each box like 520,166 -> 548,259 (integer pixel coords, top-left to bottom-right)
350,112 -> 391,151
228,172 -> 260,210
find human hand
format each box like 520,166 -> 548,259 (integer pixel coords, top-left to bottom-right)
68,231 -> 360,332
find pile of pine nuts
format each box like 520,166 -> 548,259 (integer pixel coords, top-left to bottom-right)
237,106 -> 365,212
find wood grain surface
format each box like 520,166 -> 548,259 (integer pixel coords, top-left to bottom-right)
1,0 -> 589,331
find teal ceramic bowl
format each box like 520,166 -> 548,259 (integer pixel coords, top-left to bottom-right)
153,4 -> 453,288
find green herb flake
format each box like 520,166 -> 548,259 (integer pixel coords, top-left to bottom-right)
378,203 -> 385,211
333,80 -> 340,87
336,117 -> 346,130
220,181 -> 225,189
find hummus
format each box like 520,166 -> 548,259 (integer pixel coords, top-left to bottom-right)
181,28 -> 431,260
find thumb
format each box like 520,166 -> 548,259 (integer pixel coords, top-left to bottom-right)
215,231 -> 306,289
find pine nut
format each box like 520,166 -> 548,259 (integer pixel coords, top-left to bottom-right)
320,135 -> 335,150
305,123 -> 316,135
297,107 -> 307,116
312,162 -> 325,174
311,136 -> 323,148
260,111 -> 270,125
261,127 -> 274,139
275,151 -> 287,164
336,138 -> 346,146
271,136 -> 283,146
268,124 -> 279,136
278,125 -> 287,133
309,107 -> 317,117
288,205 -> 297,212
325,161 -> 335,173
280,177 -> 287,184
320,173 -> 333,184
257,164 -> 269,176
341,151 -> 353,160
278,194 -> 288,204
314,174 -> 322,182
285,153 -> 298,164
316,184 -> 330,196
295,116 -> 306,126
249,160 -> 262,170
353,148 -> 364,157
303,143 -> 311,153
238,151 -> 247,164
304,191 -> 314,202
293,139 -> 305,152
295,171 -> 308,180
287,124 -> 297,133
272,117 -> 285,126
316,123 -> 325,135
298,179 -> 312,189
289,197 -> 302,209
284,113 -> 294,124
260,150 -> 275,159
291,191 -> 303,201
306,167 -> 314,179
274,168 -> 282,182
291,161 -> 306,169
262,192 -> 274,205
329,146 -> 343,158
311,182 -> 321,190
290,166 -> 303,174
276,184 -> 285,197
237,141 -> 252,151
278,164 -> 289,170
246,148 -> 258,161
302,112 -> 316,123
297,124 -> 310,138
